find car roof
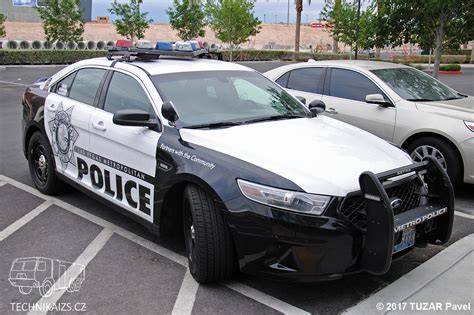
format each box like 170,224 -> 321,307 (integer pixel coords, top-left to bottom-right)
78,57 -> 253,75
303,59 -> 410,71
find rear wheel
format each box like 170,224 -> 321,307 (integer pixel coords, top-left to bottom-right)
18,286 -> 32,294
39,279 -> 53,297
407,137 -> 462,185
27,132 -> 63,194
183,184 -> 234,283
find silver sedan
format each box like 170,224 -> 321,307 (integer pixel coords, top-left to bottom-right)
264,60 -> 474,185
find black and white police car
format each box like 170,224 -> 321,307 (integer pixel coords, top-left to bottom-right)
21,41 -> 454,283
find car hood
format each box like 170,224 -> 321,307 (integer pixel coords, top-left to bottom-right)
179,116 -> 413,196
415,96 -> 474,120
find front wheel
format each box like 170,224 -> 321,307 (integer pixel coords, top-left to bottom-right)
407,137 -> 462,185
183,184 -> 234,283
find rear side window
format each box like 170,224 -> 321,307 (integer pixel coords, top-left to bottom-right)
68,68 -> 106,106
286,68 -> 324,94
103,72 -> 155,115
329,68 -> 384,102
275,72 -> 290,87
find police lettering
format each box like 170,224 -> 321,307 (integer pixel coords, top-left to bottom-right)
77,157 -> 151,215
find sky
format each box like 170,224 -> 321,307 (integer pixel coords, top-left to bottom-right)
92,0 -> 328,24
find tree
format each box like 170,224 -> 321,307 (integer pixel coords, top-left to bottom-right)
380,0 -> 474,78
0,13 -> 6,38
206,0 -> 261,61
37,0 -> 84,42
167,0 -> 206,41
294,0 -> 311,52
109,0 -> 153,42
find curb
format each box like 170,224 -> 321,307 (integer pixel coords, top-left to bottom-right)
344,234 -> 474,314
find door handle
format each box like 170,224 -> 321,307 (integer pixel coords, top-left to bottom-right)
45,103 -> 57,112
326,108 -> 338,114
92,121 -> 106,131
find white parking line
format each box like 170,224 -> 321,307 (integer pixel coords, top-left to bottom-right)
172,269 -> 200,315
0,181 -> 6,187
0,200 -> 53,242
454,211 -> 474,220
0,80 -> 28,87
0,175 -> 309,314
28,228 -> 114,315
223,281 -> 311,315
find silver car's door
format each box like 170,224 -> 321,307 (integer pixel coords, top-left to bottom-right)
321,67 -> 396,141
275,67 -> 326,106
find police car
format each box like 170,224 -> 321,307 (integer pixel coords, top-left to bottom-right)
21,41 -> 454,283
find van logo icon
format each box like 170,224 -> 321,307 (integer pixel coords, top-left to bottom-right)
8,257 -> 85,297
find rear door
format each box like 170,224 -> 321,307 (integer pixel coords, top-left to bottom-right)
321,68 -> 396,141
276,67 -> 326,105
87,69 -> 162,223
44,67 -> 107,186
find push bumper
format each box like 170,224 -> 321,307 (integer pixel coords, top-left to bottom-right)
226,156 -> 454,281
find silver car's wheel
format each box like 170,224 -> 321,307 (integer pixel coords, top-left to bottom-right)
410,145 -> 447,170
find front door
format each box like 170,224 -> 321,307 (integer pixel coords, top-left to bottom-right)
87,70 -> 161,222
321,68 -> 396,141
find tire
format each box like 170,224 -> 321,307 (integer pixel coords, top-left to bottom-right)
183,184 -> 234,283
18,286 -> 32,294
39,279 -> 53,297
27,132 -> 63,195
406,137 -> 462,185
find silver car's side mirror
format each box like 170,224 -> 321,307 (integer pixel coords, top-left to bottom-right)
366,94 -> 392,107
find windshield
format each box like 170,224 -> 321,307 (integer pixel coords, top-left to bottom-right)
152,70 -> 309,127
371,68 -> 462,101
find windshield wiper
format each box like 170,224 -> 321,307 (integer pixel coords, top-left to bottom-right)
243,114 -> 306,124
443,96 -> 464,101
406,98 -> 437,102
183,121 -> 243,129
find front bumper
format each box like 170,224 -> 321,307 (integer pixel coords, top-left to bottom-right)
225,157 -> 454,281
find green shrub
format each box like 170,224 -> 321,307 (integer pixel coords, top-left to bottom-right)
442,49 -> 471,56
439,64 -> 461,71
220,50 -> 365,62
0,49 -> 107,65
392,55 -> 466,64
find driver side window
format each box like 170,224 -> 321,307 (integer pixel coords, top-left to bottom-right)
103,72 -> 155,116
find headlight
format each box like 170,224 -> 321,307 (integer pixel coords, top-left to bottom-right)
464,120 -> 474,132
237,179 -> 331,215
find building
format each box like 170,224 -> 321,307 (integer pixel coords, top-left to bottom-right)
0,0 -> 93,22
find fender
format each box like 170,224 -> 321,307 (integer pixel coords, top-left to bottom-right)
22,86 -> 49,157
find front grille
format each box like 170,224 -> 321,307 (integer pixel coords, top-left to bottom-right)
339,176 -> 423,231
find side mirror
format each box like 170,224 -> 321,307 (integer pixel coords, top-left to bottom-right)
308,100 -> 326,117
161,101 -> 179,124
365,94 -> 392,107
113,109 -> 158,128
295,96 -> 306,104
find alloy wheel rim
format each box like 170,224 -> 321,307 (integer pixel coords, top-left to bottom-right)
411,145 -> 447,170
33,144 -> 48,184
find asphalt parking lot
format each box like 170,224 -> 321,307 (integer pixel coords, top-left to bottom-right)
0,64 -> 473,314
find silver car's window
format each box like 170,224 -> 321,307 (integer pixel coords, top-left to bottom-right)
329,68 -> 385,102
371,68 -> 461,101
286,68 -> 325,94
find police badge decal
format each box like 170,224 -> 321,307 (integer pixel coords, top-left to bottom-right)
48,102 -> 79,170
